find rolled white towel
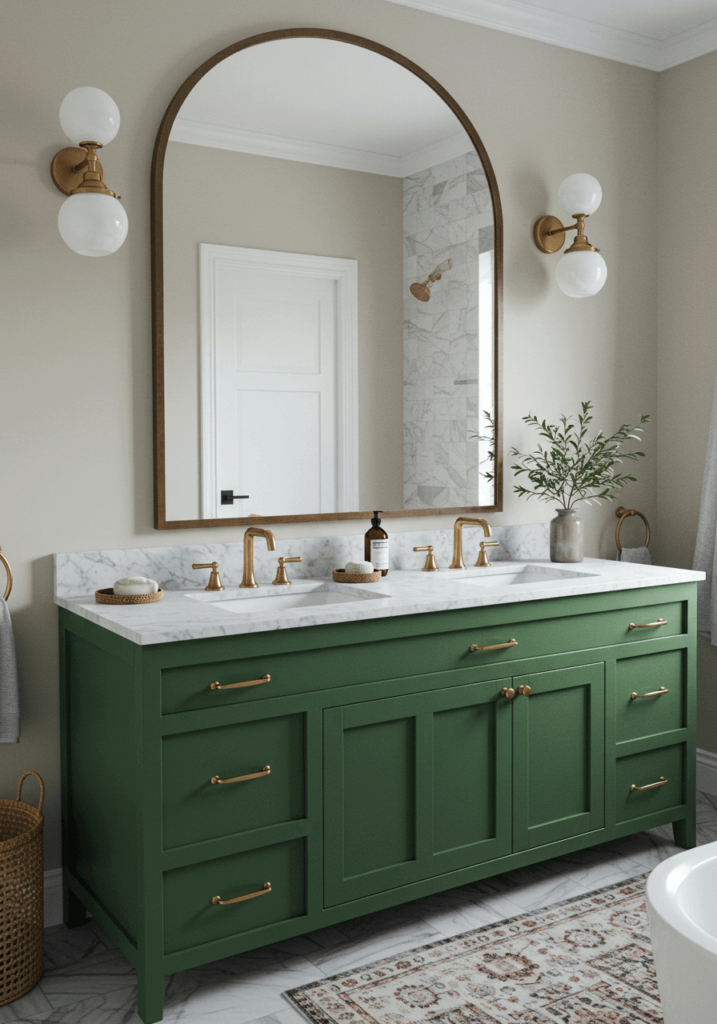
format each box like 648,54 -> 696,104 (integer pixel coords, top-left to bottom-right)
114,576 -> 159,596
345,560 -> 374,574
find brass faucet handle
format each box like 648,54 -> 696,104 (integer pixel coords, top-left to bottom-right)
272,556 -> 302,586
413,546 -> 439,572
192,561 -> 225,591
476,541 -> 500,568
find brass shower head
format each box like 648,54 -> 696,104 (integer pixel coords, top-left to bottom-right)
409,259 -> 453,302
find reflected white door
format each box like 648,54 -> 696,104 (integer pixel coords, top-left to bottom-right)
200,245 -> 358,518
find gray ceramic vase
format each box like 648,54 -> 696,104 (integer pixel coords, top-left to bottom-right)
550,508 -> 584,562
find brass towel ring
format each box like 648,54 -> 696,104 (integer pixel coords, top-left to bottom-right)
0,546 -> 12,602
615,507 -> 650,553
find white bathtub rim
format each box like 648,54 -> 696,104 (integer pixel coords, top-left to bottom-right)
646,841 -> 717,958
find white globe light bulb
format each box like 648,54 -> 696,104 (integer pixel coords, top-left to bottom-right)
60,87 -> 120,146
555,250 -> 607,298
558,173 -> 602,216
58,193 -> 128,257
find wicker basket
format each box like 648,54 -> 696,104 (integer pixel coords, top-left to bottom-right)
332,569 -> 382,584
0,773 -> 44,1007
95,588 -> 163,605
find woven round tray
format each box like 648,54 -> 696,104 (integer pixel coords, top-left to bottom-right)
332,569 -> 382,584
95,588 -> 164,605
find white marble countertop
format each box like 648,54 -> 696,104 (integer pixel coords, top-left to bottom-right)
55,558 -> 705,646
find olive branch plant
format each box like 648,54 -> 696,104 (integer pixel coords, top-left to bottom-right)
510,401 -> 650,509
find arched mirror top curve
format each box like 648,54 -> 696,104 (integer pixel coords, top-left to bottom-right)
152,28 -> 502,529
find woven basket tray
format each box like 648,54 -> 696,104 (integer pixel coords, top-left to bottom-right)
332,569 -> 382,584
0,773 -> 44,1007
95,588 -> 164,605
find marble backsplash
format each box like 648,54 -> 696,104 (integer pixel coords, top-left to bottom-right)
54,524 -> 549,598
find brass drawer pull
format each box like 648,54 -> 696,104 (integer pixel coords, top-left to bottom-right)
210,674 -> 270,691
630,776 -> 668,792
212,882 -> 271,905
501,687 -> 516,699
517,684 -> 532,696
629,619 -> 668,631
470,639 -> 518,653
211,765 -> 271,785
631,687 -> 669,700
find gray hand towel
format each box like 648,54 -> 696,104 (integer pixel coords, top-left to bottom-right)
0,598 -> 20,743
616,546 -> 651,564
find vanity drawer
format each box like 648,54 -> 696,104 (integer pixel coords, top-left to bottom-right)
614,742 -> 685,824
162,712 -> 306,850
160,595 -> 686,715
615,650 -> 685,743
163,837 -> 306,955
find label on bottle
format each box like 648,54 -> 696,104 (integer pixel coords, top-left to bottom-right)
370,539 -> 389,570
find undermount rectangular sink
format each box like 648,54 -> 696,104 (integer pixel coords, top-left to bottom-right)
456,565 -> 598,588
185,582 -> 387,617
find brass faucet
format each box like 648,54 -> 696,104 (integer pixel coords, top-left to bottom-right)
240,527 -> 277,588
450,517 -> 492,569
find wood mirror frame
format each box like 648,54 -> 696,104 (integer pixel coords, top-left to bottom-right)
151,27 -> 503,530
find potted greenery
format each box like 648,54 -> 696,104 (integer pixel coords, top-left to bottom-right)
510,401 -> 650,562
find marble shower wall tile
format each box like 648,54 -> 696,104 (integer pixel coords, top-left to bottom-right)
54,525 -> 550,597
403,148 -> 494,509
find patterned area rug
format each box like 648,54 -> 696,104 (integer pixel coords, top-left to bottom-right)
285,875 -> 663,1024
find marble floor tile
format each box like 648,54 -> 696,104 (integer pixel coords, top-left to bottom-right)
0,983 -> 53,1023
42,921 -> 114,972
303,918 -> 443,976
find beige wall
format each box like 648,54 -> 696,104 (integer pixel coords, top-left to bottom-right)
163,142 -> 404,519
657,53 -> 717,753
1,0 -> 659,868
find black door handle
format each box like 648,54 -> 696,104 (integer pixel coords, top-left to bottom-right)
221,490 -> 249,505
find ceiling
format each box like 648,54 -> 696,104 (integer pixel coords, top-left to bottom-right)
170,37 -> 471,177
383,0 -> 717,70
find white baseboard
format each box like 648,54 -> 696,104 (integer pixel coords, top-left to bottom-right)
697,747 -> 717,796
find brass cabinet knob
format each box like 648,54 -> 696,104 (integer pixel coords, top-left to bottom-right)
517,684 -> 532,696
501,687 -> 516,699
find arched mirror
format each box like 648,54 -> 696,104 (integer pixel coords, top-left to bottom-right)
152,29 -> 502,528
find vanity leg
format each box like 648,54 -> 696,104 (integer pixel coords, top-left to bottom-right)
136,969 -> 165,1024
672,816 -> 696,849
63,884 -> 87,928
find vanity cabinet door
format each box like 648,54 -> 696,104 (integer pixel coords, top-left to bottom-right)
323,677 -> 512,907
512,662 -> 605,852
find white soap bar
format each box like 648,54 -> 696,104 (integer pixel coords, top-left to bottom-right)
345,560 -> 374,574
114,576 -> 159,596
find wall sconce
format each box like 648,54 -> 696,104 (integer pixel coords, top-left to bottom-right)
533,173 -> 607,297
50,87 -> 128,257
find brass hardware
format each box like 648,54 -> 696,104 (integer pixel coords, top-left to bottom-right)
470,639 -> 518,652
501,687 -> 516,699
0,547 -> 12,602
533,213 -> 599,255
212,882 -> 271,905
192,561 -> 224,591
476,540 -> 500,567
410,259 -> 454,302
451,517 -> 491,570
211,765 -> 271,785
210,674 -> 270,691
414,546 -> 439,571
631,687 -> 669,700
517,684 -> 532,696
272,557 -> 301,585
629,619 -> 668,631
615,506 -> 650,552
241,527 -> 277,588
630,776 -> 668,792
51,142 -> 117,198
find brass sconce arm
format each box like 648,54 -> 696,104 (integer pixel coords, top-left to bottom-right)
533,213 -> 599,254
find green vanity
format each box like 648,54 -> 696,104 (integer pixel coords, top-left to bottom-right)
57,560 -> 699,1023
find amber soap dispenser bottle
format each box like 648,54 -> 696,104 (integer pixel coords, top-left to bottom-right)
365,511 -> 389,576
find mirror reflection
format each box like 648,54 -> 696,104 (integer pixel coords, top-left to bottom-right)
160,36 -> 498,522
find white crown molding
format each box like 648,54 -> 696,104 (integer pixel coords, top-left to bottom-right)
170,119 -> 470,177
383,0 -> 717,72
